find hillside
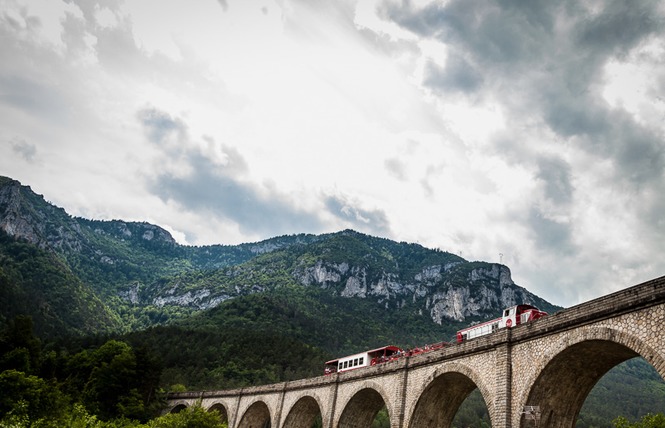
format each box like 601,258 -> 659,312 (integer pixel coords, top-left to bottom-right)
0,176 -> 557,336
1,175 -> 663,427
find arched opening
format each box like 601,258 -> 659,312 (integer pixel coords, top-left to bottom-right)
452,389 -> 491,427
522,339 -> 641,428
577,356 -> 665,427
371,405 -> 390,427
282,396 -> 322,428
170,404 -> 187,414
409,371 -> 486,428
208,403 -> 229,424
237,401 -> 271,428
338,388 -> 389,428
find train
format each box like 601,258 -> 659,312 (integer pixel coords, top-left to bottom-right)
324,304 -> 547,374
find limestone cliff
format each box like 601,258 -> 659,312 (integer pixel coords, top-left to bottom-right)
0,175 -> 559,334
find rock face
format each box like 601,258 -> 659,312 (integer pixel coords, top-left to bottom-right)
292,257 -> 549,324
0,177 -> 177,254
0,175 -> 558,329
0,178 -> 83,251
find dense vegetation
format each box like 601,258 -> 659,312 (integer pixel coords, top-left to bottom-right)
0,315 -> 228,427
0,232 -> 119,337
449,358 -> 665,428
1,176 -> 664,427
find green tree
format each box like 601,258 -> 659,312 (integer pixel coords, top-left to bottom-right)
371,407 -> 390,428
614,414 -> 665,428
147,405 -> 227,428
0,370 -> 68,425
0,316 -> 41,374
82,341 -> 141,420
64,340 -> 161,422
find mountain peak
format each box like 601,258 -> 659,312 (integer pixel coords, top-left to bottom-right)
0,176 -> 69,249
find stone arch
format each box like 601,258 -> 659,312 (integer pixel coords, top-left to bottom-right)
282,395 -> 323,428
337,381 -> 393,428
237,400 -> 272,428
517,325 -> 665,428
407,362 -> 494,428
168,402 -> 188,414
207,402 -> 229,424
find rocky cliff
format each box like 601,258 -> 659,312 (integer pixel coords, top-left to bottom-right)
0,175 -> 559,336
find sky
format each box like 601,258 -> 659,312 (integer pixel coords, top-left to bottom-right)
1,0 -> 664,308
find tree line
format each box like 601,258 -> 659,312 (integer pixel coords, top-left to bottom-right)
0,315 -> 225,427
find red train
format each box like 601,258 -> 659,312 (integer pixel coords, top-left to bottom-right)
456,304 -> 547,343
324,304 -> 547,374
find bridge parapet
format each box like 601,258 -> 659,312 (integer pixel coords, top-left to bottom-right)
166,276 -> 665,428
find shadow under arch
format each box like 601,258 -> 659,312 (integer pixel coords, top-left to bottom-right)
208,402 -> 229,424
520,326 -> 665,428
282,396 -> 322,428
169,403 -> 187,414
237,401 -> 272,428
338,387 -> 390,428
408,363 -> 492,428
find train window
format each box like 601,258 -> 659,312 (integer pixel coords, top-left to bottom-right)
359,357 -> 364,365
338,363 -> 342,370
344,361 -> 348,368
354,358 -> 358,366
504,309 -> 510,317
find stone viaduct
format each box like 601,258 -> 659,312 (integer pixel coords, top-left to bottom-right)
166,275 -> 665,427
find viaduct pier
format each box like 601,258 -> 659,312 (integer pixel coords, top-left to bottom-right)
167,275 -> 665,428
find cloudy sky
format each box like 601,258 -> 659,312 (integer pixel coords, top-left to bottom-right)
1,0 -> 664,307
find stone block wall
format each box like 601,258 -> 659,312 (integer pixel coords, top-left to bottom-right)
166,275 -> 665,428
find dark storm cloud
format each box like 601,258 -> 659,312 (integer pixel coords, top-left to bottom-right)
536,156 -> 573,206
382,0 -> 555,66
527,206 -> 574,255
137,107 -> 324,237
151,154 -> 324,236
423,55 -> 483,94
575,3 -> 661,57
324,195 -> 391,236
384,0 -> 665,187
383,0 -> 665,271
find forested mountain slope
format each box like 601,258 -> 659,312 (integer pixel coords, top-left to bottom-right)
2,175 -> 663,427
0,175 -> 557,336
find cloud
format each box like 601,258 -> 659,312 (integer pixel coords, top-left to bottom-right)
324,194 -> 391,237
10,138 -> 37,162
151,154 -> 324,237
3,0 -> 664,307
216,0 -> 229,12
536,156 -> 573,206
423,54 -> 484,95
527,206 -> 574,255
0,75 -> 68,120
137,106 -> 324,239
384,158 -> 407,181
386,0 -> 665,197
137,107 -> 189,148
380,0 -> 665,303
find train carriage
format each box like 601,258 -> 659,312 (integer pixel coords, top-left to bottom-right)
324,304 -> 547,374
456,304 -> 547,343
324,345 -> 402,374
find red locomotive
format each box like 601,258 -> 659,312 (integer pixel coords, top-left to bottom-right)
456,304 -> 547,343
324,304 -> 547,374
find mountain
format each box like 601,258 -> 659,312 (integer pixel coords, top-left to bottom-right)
0,175 -> 557,337
1,175 -> 663,427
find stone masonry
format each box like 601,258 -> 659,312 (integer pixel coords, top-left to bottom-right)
167,276 -> 665,428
